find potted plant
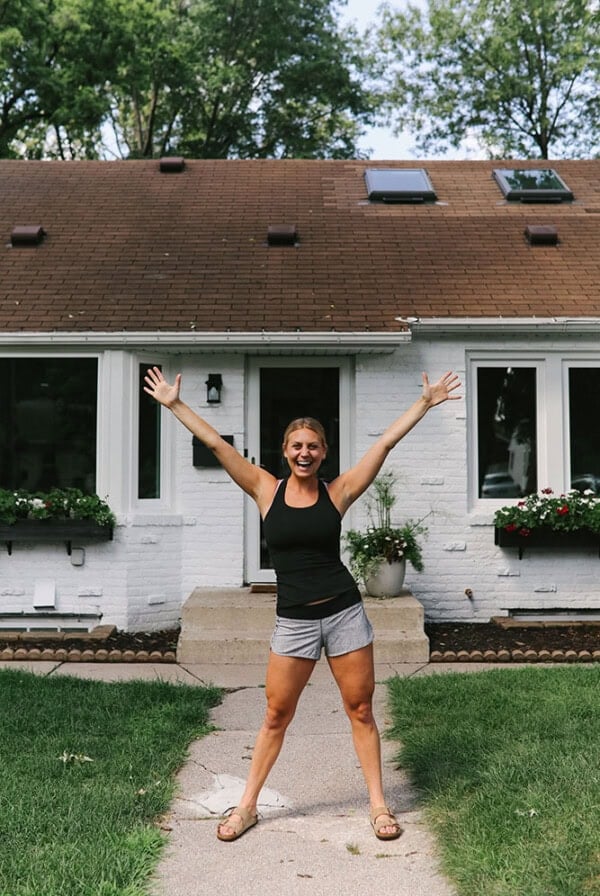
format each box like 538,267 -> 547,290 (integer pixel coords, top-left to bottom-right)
0,487 -> 115,554
494,487 -> 600,557
344,472 -> 428,597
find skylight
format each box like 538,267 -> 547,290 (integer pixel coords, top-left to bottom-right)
364,168 -> 437,203
493,168 -> 573,202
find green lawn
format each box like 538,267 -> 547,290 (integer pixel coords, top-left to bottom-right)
0,669 -> 221,896
387,666 -> 600,896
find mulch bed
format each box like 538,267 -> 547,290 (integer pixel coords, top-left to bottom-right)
426,622 -> 600,663
2,622 -> 600,664
0,628 -> 180,663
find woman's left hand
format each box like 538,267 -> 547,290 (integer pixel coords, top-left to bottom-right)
422,370 -> 461,406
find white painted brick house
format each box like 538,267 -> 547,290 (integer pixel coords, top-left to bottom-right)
1,159 -> 599,630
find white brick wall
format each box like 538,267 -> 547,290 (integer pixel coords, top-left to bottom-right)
4,341 -> 599,629
355,338 -> 600,622
0,532 -> 127,629
351,343 -> 474,622
175,355 -> 246,592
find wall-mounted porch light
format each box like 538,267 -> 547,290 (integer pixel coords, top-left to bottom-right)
206,373 -> 223,403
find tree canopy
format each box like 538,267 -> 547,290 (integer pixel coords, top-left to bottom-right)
374,0 -> 600,158
0,0 -> 373,159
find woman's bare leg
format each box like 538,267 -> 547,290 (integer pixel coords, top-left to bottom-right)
217,651 -> 315,838
327,643 -> 399,836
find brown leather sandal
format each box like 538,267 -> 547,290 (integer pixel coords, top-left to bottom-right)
216,806 -> 258,842
370,806 -> 403,841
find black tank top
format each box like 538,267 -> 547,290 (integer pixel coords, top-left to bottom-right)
262,479 -> 357,610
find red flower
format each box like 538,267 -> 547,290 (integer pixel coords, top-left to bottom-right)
541,487 -> 553,494
505,523 -> 518,532
517,501 -> 526,508
557,505 -> 569,515
519,527 -> 531,537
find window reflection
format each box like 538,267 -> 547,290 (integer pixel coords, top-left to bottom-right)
477,367 -> 537,498
569,368 -> 600,495
0,357 -> 97,492
138,363 -> 161,499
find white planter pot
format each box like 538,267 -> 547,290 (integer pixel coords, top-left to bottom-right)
364,558 -> 406,598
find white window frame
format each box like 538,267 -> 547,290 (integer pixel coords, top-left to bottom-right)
469,351 -> 600,511
561,357 -> 600,491
132,355 -> 174,511
0,349 -> 177,516
0,347 -> 102,492
97,351 -> 174,515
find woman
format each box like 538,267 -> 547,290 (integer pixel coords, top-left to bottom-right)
144,367 -> 460,842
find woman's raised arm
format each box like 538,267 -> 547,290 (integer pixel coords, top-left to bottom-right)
143,367 -> 275,507
329,370 -> 461,515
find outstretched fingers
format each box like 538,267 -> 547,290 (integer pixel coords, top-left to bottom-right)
143,367 -> 181,407
422,370 -> 462,406
440,370 -> 461,397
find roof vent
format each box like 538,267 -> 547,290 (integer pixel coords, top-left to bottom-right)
525,225 -> 559,246
159,156 -> 185,173
267,224 -> 298,246
11,225 -> 45,246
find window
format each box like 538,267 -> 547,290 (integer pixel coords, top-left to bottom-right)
364,168 -> 437,203
0,357 -> 98,491
568,368 -> 600,494
138,363 -> 161,499
492,168 -> 573,202
473,357 -> 600,503
477,367 -> 537,499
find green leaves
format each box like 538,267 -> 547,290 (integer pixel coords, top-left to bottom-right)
1,0 -> 372,160
0,488 -> 116,527
374,0 -> 600,158
494,487 -> 600,534
344,472 -> 428,580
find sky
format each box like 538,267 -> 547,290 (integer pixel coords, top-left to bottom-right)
340,0 -> 422,159
340,0 -> 478,160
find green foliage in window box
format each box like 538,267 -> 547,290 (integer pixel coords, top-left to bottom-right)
343,472 -> 428,582
0,488 -> 116,528
493,487 -> 600,536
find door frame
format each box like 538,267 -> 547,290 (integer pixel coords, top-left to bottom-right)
244,356 -> 353,583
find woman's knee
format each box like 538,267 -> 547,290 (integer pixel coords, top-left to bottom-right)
262,698 -> 296,732
344,697 -> 375,727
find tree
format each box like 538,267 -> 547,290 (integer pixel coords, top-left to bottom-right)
1,0 -> 373,160
374,0 -> 600,159
107,0 -> 372,159
0,0 -> 125,159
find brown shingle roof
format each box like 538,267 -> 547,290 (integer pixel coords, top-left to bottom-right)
1,158 -> 599,334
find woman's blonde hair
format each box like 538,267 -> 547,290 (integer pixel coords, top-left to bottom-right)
282,417 -> 328,452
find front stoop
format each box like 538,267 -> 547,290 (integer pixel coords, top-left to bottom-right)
176,586 -> 429,664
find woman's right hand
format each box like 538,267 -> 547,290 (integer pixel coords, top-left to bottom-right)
143,367 -> 181,408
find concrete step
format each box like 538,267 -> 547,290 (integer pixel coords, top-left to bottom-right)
179,588 -> 277,634
177,587 -> 429,664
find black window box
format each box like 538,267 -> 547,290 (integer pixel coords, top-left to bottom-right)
495,526 -> 600,559
0,520 -> 113,555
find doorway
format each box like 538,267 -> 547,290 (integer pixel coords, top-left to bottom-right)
245,357 -> 351,582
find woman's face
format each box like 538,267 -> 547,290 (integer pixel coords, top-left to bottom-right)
283,427 -> 327,477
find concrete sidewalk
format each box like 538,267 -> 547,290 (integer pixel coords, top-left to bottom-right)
0,656 -> 500,896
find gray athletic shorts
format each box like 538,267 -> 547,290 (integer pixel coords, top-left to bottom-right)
270,601 -> 374,660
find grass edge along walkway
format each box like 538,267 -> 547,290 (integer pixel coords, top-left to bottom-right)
0,668 -> 222,896
386,666 -> 600,896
